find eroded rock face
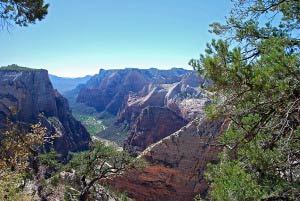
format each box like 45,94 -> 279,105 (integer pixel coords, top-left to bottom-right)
119,72 -> 208,155
0,67 -> 91,156
124,106 -> 188,156
77,69 -> 150,115
111,117 -> 230,201
76,68 -> 209,155
77,69 -> 206,119
118,71 -> 207,123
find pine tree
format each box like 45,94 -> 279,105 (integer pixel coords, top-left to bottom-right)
190,0 -> 300,200
0,0 -> 49,29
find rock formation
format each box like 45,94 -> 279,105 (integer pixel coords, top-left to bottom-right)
118,71 -> 207,124
111,117 -> 230,201
124,106 -> 188,156
0,65 -> 91,156
77,69 -> 150,115
76,68 -> 209,153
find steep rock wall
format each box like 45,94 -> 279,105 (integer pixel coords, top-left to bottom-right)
0,67 -> 91,156
111,117 -> 230,201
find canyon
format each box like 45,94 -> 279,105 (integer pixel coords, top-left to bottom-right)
75,68 -> 209,155
0,65 -> 227,200
66,67 -> 228,200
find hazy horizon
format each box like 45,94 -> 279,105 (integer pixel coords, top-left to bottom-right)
0,0 -> 231,77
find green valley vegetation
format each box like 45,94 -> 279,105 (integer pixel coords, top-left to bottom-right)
73,110 -> 107,136
65,94 -> 107,136
70,101 -> 130,145
190,0 -> 300,200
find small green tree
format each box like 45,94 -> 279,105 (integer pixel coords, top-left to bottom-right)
190,0 -> 300,200
39,150 -> 62,178
68,141 -> 138,201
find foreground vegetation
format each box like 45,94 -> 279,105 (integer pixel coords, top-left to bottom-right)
191,0 -> 300,200
0,119 -> 138,200
0,120 -> 47,200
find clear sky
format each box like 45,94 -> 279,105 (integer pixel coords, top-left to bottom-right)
0,0 -> 231,77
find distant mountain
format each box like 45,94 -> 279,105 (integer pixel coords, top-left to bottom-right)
77,68 -> 203,116
49,74 -> 92,93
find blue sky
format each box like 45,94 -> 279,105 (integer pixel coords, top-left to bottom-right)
0,0 -> 231,77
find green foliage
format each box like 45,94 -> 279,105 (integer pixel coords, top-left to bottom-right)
0,64 -> 40,71
68,141 -> 136,178
191,0 -> 300,200
69,102 -> 106,136
0,169 -> 31,201
64,186 -> 81,200
205,154 -> 265,201
73,113 -> 106,136
0,120 -> 47,200
66,141 -> 141,200
39,150 -> 61,172
0,120 -> 47,172
0,0 -> 49,29
50,175 -> 60,187
96,116 -> 130,145
121,192 -> 131,201
70,101 -> 129,144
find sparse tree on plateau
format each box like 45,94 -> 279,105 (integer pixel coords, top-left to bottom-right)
190,0 -> 300,200
0,0 -> 49,29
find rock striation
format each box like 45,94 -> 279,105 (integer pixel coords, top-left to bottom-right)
76,68 -> 209,154
0,65 -> 91,156
111,117 -> 230,201
124,106 -> 188,156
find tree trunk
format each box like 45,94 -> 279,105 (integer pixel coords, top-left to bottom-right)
79,188 -> 89,201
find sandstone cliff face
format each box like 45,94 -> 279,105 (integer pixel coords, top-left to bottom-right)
111,117 -> 230,201
118,71 -> 207,123
77,69 -> 150,115
0,67 -> 91,156
77,68 -> 204,117
124,106 -> 188,156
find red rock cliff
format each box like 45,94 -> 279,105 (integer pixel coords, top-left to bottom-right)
111,117 -> 230,201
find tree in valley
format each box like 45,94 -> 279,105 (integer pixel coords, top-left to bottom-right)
0,0 -> 49,29
190,0 -> 300,200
